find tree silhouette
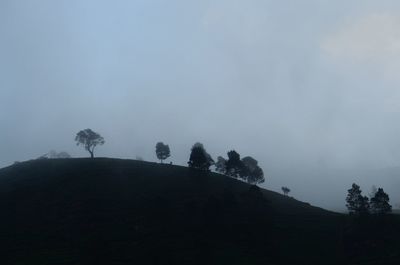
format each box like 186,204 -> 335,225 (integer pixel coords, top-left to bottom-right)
370,188 -> 392,215
225,150 -> 244,178
155,142 -> 170,163
188,143 -> 213,171
248,166 -> 264,184
215,156 -> 227,173
281,186 -> 290,196
75,129 -> 105,158
241,156 -> 265,184
346,183 -> 370,215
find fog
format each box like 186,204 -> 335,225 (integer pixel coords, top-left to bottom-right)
1,0 -> 400,211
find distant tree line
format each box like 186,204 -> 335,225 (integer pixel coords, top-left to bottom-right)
73,129 -> 398,208
346,183 -> 392,215
186,145 -> 265,185
74,130 -> 266,185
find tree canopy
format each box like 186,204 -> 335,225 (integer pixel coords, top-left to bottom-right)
215,156 -> 227,173
75,129 -> 105,158
155,142 -> 170,163
225,150 -> 244,178
370,188 -> 392,215
188,142 -> 214,171
222,151 -> 265,184
346,183 -> 370,215
241,156 -> 265,184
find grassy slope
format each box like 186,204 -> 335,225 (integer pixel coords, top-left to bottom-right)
0,158 -> 395,265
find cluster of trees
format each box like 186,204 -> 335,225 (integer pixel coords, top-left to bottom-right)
155,142 -> 266,186
192,148 -> 266,185
74,129 -> 400,210
346,183 -> 392,215
72,129 -> 399,211
74,130 -> 266,185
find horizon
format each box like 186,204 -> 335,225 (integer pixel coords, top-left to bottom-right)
2,154 -> 398,213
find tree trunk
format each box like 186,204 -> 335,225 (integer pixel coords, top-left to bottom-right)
89,150 -> 94,158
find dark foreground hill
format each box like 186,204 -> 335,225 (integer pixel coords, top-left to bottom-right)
0,158 -> 399,265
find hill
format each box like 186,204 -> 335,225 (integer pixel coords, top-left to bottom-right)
0,158 -> 398,265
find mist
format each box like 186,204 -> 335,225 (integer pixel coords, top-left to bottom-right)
1,0 -> 400,211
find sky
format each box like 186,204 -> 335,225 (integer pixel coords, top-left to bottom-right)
1,0 -> 400,211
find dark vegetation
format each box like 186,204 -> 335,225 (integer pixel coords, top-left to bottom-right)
0,158 -> 399,264
214,150 -> 265,184
188,142 -> 214,171
346,183 -> 392,215
341,184 -> 400,264
346,183 -> 371,215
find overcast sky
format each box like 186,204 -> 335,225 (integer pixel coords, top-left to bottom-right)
1,0 -> 400,211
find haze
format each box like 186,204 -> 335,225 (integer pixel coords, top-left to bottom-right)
1,0 -> 400,211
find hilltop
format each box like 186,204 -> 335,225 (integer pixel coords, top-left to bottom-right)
0,158 -> 398,264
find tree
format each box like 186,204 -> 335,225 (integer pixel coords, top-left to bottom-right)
370,188 -> 392,215
248,166 -> 265,184
282,186 -> 290,196
155,142 -> 170,163
225,150 -> 244,178
241,156 -> 265,184
188,143 -> 214,171
346,183 -> 370,215
75,129 -> 105,158
215,156 -> 227,173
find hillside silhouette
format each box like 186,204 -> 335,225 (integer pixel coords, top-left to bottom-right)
0,158 -> 399,265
